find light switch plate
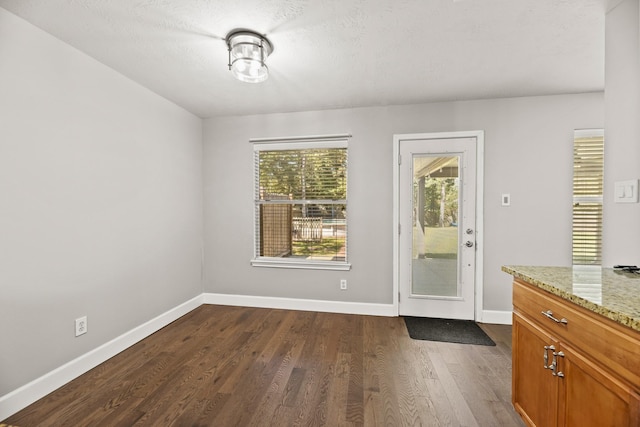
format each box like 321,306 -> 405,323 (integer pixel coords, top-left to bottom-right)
501,193 -> 510,206
614,179 -> 639,203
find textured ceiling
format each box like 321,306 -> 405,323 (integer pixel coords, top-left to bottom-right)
0,0 -> 608,118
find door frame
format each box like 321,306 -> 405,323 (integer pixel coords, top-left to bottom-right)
393,131 -> 485,320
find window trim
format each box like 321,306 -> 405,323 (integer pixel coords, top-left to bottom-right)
251,134 -> 351,271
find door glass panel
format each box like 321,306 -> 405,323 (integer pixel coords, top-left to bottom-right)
412,155 -> 460,297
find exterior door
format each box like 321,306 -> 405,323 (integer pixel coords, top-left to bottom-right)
397,133 -> 479,319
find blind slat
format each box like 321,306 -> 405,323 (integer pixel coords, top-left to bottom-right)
257,148 -> 348,201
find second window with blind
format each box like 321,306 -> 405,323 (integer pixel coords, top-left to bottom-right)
251,135 -> 350,270
572,129 -> 604,265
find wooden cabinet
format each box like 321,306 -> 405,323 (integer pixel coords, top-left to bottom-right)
559,341 -> 639,426
513,312 -> 558,426
512,279 -> 640,427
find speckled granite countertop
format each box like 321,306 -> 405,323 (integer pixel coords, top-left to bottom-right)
502,265 -> 640,333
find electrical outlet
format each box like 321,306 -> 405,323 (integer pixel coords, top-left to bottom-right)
75,316 -> 87,337
340,279 -> 347,290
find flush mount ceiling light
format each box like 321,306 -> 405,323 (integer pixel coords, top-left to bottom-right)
225,30 -> 273,83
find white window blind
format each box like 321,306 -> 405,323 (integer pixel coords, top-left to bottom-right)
572,129 -> 604,265
251,135 -> 350,270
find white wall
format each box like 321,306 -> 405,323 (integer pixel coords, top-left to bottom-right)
203,93 -> 604,314
0,8 -> 203,396
603,0 -> 640,266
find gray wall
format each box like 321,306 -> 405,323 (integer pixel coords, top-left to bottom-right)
203,93 -> 604,312
0,9 -> 203,395
603,0 -> 640,266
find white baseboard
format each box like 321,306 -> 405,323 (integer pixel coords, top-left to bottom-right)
0,294 -> 203,421
480,310 -> 513,325
203,293 -> 397,317
203,294 -> 513,324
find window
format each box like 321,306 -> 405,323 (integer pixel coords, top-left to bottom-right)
251,134 -> 350,270
572,129 -> 604,265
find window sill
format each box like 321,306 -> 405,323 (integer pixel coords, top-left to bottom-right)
251,258 -> 352,271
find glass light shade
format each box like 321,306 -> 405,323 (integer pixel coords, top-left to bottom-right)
226,31 -> 273,83
231,59 -> 268,83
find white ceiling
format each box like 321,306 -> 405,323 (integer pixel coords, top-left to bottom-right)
0,0 -> 609,118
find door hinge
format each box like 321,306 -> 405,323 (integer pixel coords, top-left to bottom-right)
398,154 -> 401,165
398,223 -> 401,235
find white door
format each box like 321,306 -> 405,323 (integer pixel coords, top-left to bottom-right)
396,133 -> 480,320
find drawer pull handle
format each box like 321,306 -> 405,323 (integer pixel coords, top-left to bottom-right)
552,351 -> 565,378
541,310 -> 568,325
543,345 -> 555,369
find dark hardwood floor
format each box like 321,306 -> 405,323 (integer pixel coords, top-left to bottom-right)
4,305 -> 524,426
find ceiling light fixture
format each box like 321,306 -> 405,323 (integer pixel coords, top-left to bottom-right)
225,30 -> 273,83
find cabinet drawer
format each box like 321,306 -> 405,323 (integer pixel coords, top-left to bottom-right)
513,279 -> 640,390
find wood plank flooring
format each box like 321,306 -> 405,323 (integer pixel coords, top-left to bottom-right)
4,306 -> 524,426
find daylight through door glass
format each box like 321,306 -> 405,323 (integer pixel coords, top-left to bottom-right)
411,155 -> 460,297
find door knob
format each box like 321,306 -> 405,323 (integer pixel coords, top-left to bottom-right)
464,241 -> 474,248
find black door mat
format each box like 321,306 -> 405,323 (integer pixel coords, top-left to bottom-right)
403,316 -> 496,346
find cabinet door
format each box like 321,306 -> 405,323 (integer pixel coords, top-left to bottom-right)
558,343 -> 640,427
513,312 -> 559,427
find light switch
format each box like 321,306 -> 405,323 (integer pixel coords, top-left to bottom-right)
614,179 -> 639,203
501,193 -> 510,206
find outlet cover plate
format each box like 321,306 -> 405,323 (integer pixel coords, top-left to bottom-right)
75,316 -> 87,337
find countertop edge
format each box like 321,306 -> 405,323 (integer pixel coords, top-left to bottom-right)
502,265 -> 640,333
